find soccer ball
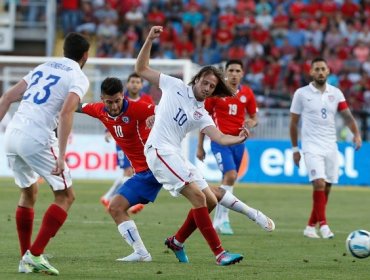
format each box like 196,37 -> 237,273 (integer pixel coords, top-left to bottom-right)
345,230 -> 370,259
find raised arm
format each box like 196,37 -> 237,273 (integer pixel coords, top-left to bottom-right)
0,80 -> 27,121
340,108 -> 362,150
135,26 -> 162,87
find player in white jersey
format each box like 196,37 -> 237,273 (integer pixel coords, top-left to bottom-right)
0,32 -> 90,275
136,26 -> 249,266
290,57 -> 362,239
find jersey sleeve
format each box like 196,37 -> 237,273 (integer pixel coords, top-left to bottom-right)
81,102 -> 102,118
245,88 -> 257,116
136,102 -> 155,119
290,89 -> 302,114
204,98 -> 215,115
199,110 -> 216,132
69,71 -> 89,100
336,88 -> 348,111
159,73 -> 185,95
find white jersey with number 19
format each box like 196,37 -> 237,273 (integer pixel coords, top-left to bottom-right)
145,74 -> 214,153
7,57 -> 89,145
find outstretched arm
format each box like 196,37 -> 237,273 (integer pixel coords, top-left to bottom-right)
202,125 -> 248,146
0,80 -> 27,121
135,26 -> 162,87
289,113 -> 301,167
340,108 -> 362,150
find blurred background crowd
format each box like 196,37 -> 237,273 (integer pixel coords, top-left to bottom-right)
15,0 -> 370,110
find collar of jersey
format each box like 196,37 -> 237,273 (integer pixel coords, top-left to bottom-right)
104,98 -> 129,119
188,87 -> 203,108
309,82 -> 329,94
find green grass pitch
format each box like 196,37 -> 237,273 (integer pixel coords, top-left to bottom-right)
0,177 -> 369,279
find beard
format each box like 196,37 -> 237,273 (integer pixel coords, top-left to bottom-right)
315,78 -> 326,86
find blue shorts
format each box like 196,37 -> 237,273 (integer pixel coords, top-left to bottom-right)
116,169 -> 162,206
116,145 -> 131,169
210,141 -> 245,174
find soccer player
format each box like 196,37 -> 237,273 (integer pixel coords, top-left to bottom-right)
136,26 -> 248,266
0,32 -> 90,275
77,77 -> 160,262
100,73 -> 154,213
290,57 -> 362,239
197,59 -> 274,235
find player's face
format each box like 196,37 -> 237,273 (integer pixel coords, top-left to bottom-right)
310,61 -> 329,86
101,92 -> 124,117
193,73 -> 218,101
126,77 -> 143,96
225,64 -> 243,87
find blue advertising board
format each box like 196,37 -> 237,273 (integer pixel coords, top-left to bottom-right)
188,138 -> 370,186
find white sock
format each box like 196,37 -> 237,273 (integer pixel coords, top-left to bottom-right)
219,190 -> 258,221
103,176 -> 130,200
218,185 -> 233,223
118,220 -> 148,255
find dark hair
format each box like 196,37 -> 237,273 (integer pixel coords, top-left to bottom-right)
101,77 -> 123,96
63,32 -> 90,62
311,57 -> 327,66
225,59 -> 244,70
188,65 -> 234,97
127,72 -> 143,82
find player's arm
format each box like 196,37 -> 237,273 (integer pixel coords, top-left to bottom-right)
289,113 -> 301,167
202,125 -> 248,146
245,113 -> 258,128
52,93 -> 80,175
135,26 -> 162,88
340,108 -> 362,150
196,132 -> 206,161
0,80 -> 27,121
75,103 -> 85,113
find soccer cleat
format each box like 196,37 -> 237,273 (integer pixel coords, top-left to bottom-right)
22,250 -> 59,276
100,196 -> 110,210
116,252 -> 152,262
320,225 -> 334,239
255,211 -> 275,232
216,251 -> 243,266
164,236 -> 189,263
18,259 -> 33,273
215,221 -> 234,235
128,204 -> 144,214
303,226 -> 320,238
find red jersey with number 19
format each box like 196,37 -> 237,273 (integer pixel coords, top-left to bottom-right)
205,85 -> 257,136
81,100 -> 155,172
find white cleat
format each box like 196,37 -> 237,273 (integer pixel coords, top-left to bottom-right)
255,211 -> 275,232
116,252 -> 152,262
303,226 -> 320,238
320,225 -> 334,239
18,260 -> 33,273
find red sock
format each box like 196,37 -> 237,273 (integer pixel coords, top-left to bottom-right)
193,207 -> 224,256
30,204 -> 67,256
308,192 -> 317,226
313,190 -> 327,226
16,206 -> 34,256
175,209 -> 197,243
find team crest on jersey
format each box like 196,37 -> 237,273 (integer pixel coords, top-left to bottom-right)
193,111 -> 203,120
240,95 -> 247,103
122,116 -> 130,123
328,95 -> 335,102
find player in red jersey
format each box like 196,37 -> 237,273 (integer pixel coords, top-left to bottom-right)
197,59 -> 274,235
77,77 -> 160,262
100,73 -> 154,213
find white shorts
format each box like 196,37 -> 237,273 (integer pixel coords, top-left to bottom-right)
145,146 -> 208,197
303,149 -> 339,184
4,128 -> 72,190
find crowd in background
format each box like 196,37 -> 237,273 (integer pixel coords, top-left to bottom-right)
57,0 -> 370,109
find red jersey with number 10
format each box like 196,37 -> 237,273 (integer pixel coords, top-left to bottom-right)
205,85 -> 257,136
82,100 -> 155,172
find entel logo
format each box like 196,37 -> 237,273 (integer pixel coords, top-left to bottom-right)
260,147 -> 358,178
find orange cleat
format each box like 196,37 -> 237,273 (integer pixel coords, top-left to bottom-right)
128,204 -> 144,214
100,197 -> 110,211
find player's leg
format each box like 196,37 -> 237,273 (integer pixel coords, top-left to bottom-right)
210,186 -> 275,232
109,171 -> 161,262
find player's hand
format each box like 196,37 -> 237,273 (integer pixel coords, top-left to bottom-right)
146,115 -> 155,129
196,147 -> 206,161
353,134 -> 362,151
52,157 -> 65,175
244,119 -> 257,129
148,26 -> 163,40
293,151 -> 301,167
104,131 -> 112,143
238,126 -> 250,139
